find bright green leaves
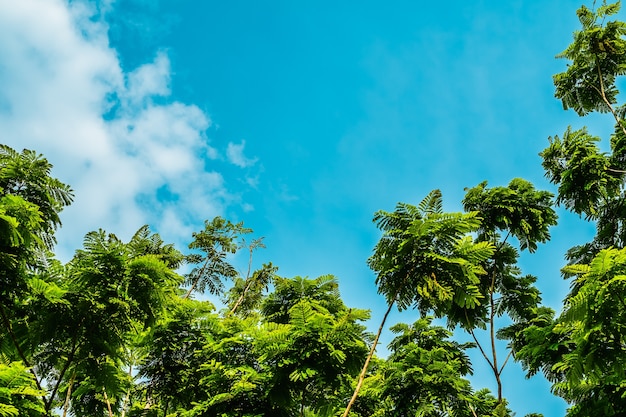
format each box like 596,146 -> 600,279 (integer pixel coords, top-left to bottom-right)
512,248 -> 626,416
0,145 -> 71,304
541,127 -> 621,220
542,1 -> 626,259
257,276 -> 369,414
352,318 -> 509,417
514,3 -> 626,414
463,178 -> 557,252
554,1 -> 626,116
0,362 -> 45,417
0,145 -> 72,247
25,226 -> 185,414
367,181 -> 554,410
561,248 -> 626,377
142,275 -> 369,417
369,190 -> 494,313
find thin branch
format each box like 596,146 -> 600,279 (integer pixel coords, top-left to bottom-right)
45,318 -> 84,412
498,349 -> 514,376
466,323 -> 495,372
342,298 -> 396,417
229,243 -> 256,315
593,55 -> 626,139
103,388 -> 113,417
184,258 -> 214,299
62,372 -> 76,417
490,289 -> 503,401
120,362 -> 133,417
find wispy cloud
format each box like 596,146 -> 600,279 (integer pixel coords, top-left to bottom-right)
0,0 -> 240,259
226,140 -> 258,168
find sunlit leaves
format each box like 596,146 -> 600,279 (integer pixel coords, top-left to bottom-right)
463,178 -> 557,253
541,127 -> 620,220
369,190 -> 494,313
554,1 -> 626,116
0,362 -> 45,417
185,217 -> 251,297
358,317 -> 505,417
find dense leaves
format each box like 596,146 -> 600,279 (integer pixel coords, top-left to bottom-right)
7,2 -> 626,416
510,2 -> 626,416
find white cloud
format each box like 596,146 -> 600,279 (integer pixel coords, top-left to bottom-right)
226,140 -> 258,168
0,0 -> 236,260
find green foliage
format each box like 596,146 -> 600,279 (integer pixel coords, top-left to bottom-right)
0,145 -> 73,244
542,1 -> 626,263
541,127 -> 621,221
378,318 -> 476,416
554,1 -> 626,116
508,3 -> 626,415
463,178 -> 557,253
185,217 -> 251,297
369,189 -> 494,313
350,319 -> 512,417
512,249 -> 626,416
0,362 -> 45,417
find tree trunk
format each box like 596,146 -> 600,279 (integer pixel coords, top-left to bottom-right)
62,372 -> 76,417
341,299 -> 395,417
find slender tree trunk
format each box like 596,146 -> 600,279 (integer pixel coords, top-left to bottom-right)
120,363 -> 133,417
45,320 -> 83,412
184,275 -> 202,299
62,372 -> 76,417
342,299 -> 395,417
489,290 -> 502,402
229,242 -> 255,315
103,388 -> 113,417
184,259 -> 213,299
229,280 -> 253,315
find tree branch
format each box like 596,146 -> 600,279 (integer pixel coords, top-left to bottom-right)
45,319 -> 83,412
342,297 -> 396,417
465,311 -> 496,373
593,55 -> 626,139
499,349 -> 514,376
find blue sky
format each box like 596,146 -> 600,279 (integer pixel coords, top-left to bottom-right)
0,0 -> 618,415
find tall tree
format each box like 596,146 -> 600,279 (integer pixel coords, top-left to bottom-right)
510,2 -> 626,416
342,190 -> 495,417
370,317 -> 481,417
541,0 -> 626,262
461,178 -> 556,403
0,146 -> 73,415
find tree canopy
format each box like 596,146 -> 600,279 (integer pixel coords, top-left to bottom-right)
3,2 -> 626,417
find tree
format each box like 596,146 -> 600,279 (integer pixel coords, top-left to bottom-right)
0,145 -> 73,415
461,178 -> 556,403
259,275 -> 370,417
342,190 -> 495,417
370,317 -> 478,417
509,2 -> 626,416
0,361 -> 45,417
184,217 -> 251,299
